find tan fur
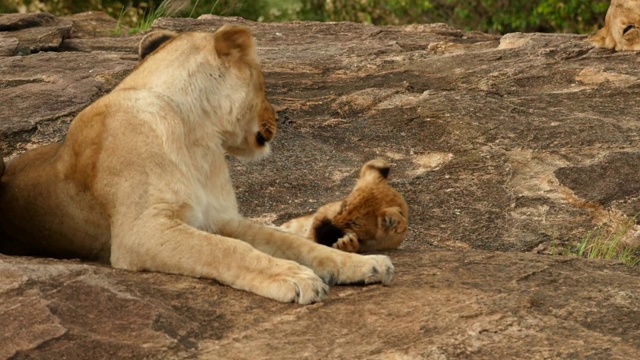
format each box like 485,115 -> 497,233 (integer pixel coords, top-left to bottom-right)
280,159 -> 409,253
589,0 -> 640,51
0,26 -> 394,304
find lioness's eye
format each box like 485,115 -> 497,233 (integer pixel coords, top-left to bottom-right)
623,25 -> 635,35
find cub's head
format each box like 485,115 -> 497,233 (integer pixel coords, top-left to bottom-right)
137,25 -> 277,160
312,159 -> 409,252
590,0 -> 640,51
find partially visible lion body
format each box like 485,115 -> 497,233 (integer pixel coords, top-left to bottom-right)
589,0 -> 640,51
0,26 -> 394,304
280,159 -> 409,253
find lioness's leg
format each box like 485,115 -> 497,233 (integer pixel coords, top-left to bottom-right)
111,216 -> 328,304
220,219 -> 394,285
278,214 -> 314,238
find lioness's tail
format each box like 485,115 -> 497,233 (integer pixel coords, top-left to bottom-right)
360,159 -> 390,180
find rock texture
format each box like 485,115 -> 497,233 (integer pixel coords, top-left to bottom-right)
0,12 -> 72,56
1,12 -> 640,359
2,251 -> 639,359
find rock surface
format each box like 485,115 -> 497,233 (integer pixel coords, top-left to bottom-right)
1,12 -> 639,359
2,251 -> 639,359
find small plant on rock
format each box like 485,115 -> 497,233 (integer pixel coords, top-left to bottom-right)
573,218 -> 640,267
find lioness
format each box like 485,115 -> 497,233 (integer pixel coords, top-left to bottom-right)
0,25 -> 393,304
280,159 -> 409,253
589,0 -> 640,51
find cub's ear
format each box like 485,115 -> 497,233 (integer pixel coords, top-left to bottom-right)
379,207 -> 407,233
139,30 -> 178,60
213,24 -> 256,62
360,159 -> 390,180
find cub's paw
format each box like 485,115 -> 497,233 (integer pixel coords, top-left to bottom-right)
263,262 -> 329,305
333,232 -> 360,253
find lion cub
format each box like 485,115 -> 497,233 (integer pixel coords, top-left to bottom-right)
280,159 -> 409,253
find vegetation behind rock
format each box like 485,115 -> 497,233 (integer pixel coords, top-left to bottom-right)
0,0 -> 610,34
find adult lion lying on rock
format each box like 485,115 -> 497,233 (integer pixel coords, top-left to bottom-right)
0,25 -> 393,304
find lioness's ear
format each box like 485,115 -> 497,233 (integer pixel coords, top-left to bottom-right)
214,25 -> 255,62
139,30 -> 178,60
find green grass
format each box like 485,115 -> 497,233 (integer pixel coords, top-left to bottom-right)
112,5 -> 127,36
121,0 -> 220,35
572,220 -> 640,267
128,1 -> 171,35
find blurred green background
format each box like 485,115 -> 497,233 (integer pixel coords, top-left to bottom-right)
0,0 -> 610,34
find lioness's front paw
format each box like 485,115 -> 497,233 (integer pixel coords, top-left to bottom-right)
349,254 -> 395,285
264,263 -> 329,305
314,254 -> 394,286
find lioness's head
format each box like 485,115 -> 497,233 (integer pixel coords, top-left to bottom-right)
137,25 -> 277,160
590,0 -> 640,51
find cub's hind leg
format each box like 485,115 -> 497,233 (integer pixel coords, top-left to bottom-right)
221,218 -> 394,286
111,213 -> 328,304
